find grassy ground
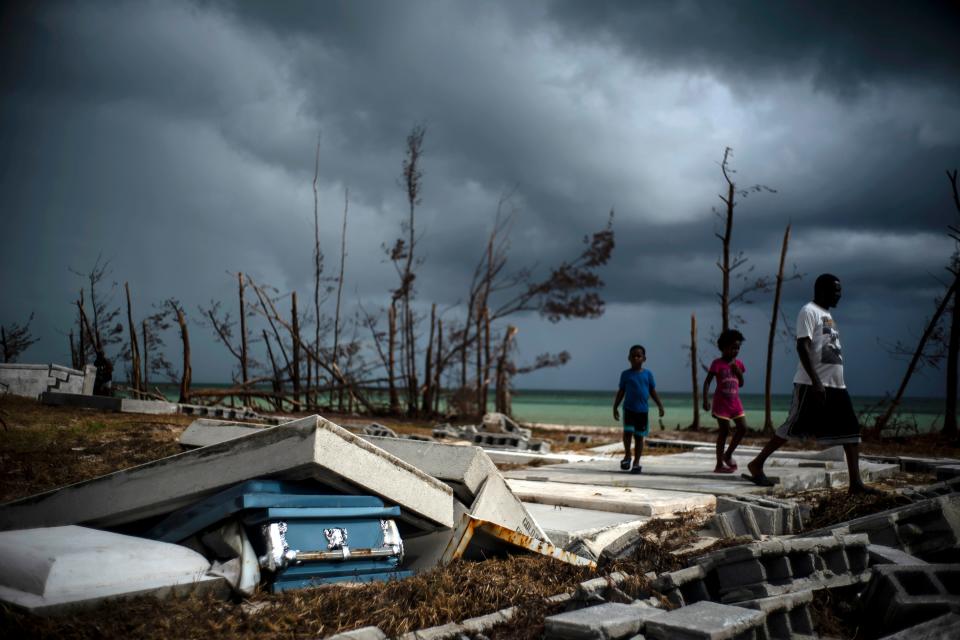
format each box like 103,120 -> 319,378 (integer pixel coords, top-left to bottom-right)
0,395 -> 950,638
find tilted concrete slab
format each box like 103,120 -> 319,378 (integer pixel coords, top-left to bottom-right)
361,437 -> 498,505
0,525 -> 227,615
470,473 -> 548,541
506,478 -> 715,516
361,436 -> 548,541
0,415 -> 454,533
523,502 -> 650,552
179,418 -> 270,448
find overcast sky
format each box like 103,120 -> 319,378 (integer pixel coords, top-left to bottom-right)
2,0 -> 959,398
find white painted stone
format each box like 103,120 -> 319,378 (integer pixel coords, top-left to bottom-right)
0,525 -> 226,615
469,473 -> 548,541
507,478 -> 715,516
524,502 -> 648,549
0,415 -> 454,534
120,398 -> 180,415
179,419 -> 268,448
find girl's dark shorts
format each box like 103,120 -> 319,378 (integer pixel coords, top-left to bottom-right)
775,384 -> 861,445
623,409 -> 650,437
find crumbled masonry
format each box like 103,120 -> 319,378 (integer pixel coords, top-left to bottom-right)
2,397 -> 960,639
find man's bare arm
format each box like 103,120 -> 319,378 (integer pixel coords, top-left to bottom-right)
796,337 -> 823,393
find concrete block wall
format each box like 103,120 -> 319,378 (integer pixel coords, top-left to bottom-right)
800,494 -> 960,561
0,363 -> 94,399
565,434 -> 595,444
653,534 -> 872,606
738,590 -> 816,639
859,563 -> 960,637
472,433 -> 530,450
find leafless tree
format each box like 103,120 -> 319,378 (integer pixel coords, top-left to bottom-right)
1,312 -> 39,363
763,224 -> 796,433
713,147 -> 778,332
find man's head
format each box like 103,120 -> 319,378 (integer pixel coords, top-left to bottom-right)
814,273 -> 842,308
628,344 -> 646,369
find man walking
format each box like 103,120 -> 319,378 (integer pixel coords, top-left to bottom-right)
743,273 -> 879,494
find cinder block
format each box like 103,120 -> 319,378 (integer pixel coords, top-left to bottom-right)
801,495 -> 960,561
860,563 -> 960,637
544,602 -> 664,640
739,590 -> 815,639
868,544 -> 929,567
645,600 -> 766,640
878,612 -> 960,639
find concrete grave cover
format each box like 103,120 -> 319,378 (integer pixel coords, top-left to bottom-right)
0,415 -> 453,534
0,525 -> 226,615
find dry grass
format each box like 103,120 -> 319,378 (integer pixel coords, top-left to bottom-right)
0,395 -> 190,502
1,556 -> 594,639
1,395 -> 950,639
778,487 -> 912,531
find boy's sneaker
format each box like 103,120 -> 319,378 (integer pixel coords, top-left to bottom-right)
713,463 -> 736,474
630,463 -> 642,475
724,457 -> 738,471
620,457 -> 631,471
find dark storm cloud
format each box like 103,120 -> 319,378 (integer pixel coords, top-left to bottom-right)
1,0 -> 958,396
548,0 -> 960,97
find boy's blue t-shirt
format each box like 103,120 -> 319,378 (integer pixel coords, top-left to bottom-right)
619,368 -> 655,412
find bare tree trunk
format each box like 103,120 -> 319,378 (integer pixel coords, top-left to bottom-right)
388,300 -> 400,413
942,288 -> 960,436
291,291 -> 301,410
170,301 -> 192,404
718,148 -> 735,334
690,314 -> 700,430
124,282 -> 141,394
877,279 -> 958,431
435,319 -> 443,415
77,289 -> 86,365
239,272 -> 249,406
262,329 -> 282,412
312,140 -> 323,416
482,306 -> 491,414
764,224 -> 791,433
406,304 -> 417,415
945,169 -> 960,438
68,330 -> 78,369
333,188 -> 349,410
495,325 -> 518,415
422,303 -> 436,414
141,319 -> 149,390
475,307 -> 485,415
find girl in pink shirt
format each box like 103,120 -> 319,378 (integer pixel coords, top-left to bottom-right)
702,329 -> 748,473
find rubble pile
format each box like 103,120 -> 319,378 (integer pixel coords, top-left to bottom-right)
2,404 -> 960,639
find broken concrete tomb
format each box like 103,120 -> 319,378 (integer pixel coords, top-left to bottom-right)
0,415 -> 454,534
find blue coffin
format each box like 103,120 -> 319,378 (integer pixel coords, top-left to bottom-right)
143,479 -> 410,591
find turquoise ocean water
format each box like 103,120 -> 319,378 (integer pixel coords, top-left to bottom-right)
156,384 -> 944,433
509,389 -> 946,433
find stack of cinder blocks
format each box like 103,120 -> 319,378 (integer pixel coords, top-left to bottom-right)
801,494 -> 960,561
860,564 -> 960,638
708,495 -> 804,540
652,534 -> 871,606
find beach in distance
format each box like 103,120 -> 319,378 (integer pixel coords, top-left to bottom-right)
510,389 -> 946,434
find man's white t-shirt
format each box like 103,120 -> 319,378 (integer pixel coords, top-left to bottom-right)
793,302 -> 845,389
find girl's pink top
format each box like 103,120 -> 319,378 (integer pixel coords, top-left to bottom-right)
709,358 -> 745,419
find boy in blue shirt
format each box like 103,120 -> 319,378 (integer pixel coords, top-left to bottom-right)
613,344 -> 666,474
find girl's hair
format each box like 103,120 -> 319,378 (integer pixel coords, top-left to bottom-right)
717,329 -> 745,350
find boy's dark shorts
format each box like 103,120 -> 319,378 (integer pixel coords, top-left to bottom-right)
775,384 -> 861,445
623,409 -> 650,437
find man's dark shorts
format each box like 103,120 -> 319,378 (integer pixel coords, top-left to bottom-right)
775,384 -> 861,445
623,409 -> 650,438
